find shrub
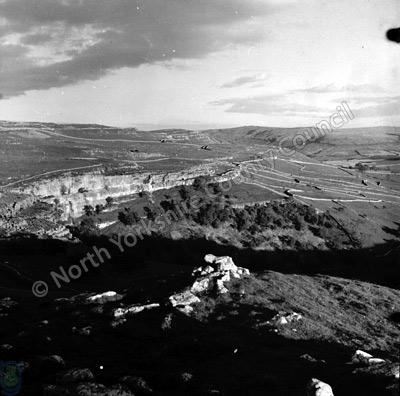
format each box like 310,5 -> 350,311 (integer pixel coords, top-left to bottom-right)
83,205 -> 94,216
68,217 -> 99,240
60,185 -> 68,195
118,207 -> 140,225
179,185 -> 190,201
144,206 -> 157,221
193,176 -> 209,191
105,197 -> 114,208
95,204 -> 105,214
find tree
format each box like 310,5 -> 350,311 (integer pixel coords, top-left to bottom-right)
193,176 -> 208,191
68,217 -> 99,240
179,185 -> 190,201
83,205 -> 94,216
144,206 -> 156,221
60,185 -> 68,195
118,207 -> 140,225
105,197 -> 114,208
95,204 -> 105,214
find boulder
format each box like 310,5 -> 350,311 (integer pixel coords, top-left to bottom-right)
161,313 -> 174,331
177,305 -> 194,315
87,291 -> 123,305
204,254 -> 218,264
307,378 -> 334,396
61,368 -> 95,384
204,254 -> 249,278
0,297 -> 18,314
114,303 -> 160,318
43,384 -> 72,395
169,290 -> 200,307
352,350 -> 385,366
273,312 -> 302,325
119,375 -> 153,394
76,382 -> 134,396
76,382 -> 106,395
216,279 -> 229,294
214,256 -> 237,272
192,265 -> 214,277
17,361 -> 30,374
38,355 -> 65,367
191,278 -> 211,294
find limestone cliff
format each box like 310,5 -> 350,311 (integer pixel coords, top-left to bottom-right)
5,166 -> 240,220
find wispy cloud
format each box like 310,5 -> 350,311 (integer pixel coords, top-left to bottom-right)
0,0 -> 281,98
297,83 -> 385,94
354,99 -> 400,118
332,95 -> 400,105
221,73 -> 267,88
210,93 -> 329,116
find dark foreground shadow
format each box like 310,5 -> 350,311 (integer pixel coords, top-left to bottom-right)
0,232 -> 399,296
0,233 -> 399,395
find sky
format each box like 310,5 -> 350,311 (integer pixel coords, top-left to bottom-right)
0,0 -> 399,129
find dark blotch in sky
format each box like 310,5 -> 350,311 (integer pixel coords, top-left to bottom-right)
386,28 -> 400,43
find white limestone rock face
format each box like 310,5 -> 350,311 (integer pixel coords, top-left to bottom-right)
307,378 -> 334,396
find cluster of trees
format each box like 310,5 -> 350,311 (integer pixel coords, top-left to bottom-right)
352,162 -> 377,172
82,197 -> 114,217
118,207 -> 140,225
193,198 -> 325,233
130,177 -> 328,238
72,173 -> 349,250
68,217 -> 99,241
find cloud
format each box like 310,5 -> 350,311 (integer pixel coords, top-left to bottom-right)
0,0 -> 280,97
210,93 -> 329,116
20,32 -> 53,45
221,73 -> 267,88
332,95 -> 400,106
298,83 -> 385,94
354,100 -> 400,118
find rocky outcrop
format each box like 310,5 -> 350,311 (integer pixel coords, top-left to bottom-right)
168,254 -> 250,315
5,165 -> 240,220
351,350 -> 399,396
0,192 -> 36,218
